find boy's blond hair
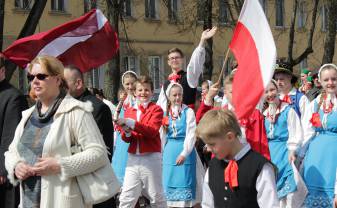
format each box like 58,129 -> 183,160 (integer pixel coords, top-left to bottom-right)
196,109 -> 241,143
224,74 -> 234,86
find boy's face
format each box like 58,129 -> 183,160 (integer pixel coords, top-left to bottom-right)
135,82 -> 153,104
205,132 -> 235,160
224,84 -> 232,104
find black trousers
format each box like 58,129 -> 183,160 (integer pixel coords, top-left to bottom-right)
0,182 -> 20,208
93,196 -> 116,208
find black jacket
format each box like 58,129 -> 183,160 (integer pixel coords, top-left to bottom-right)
76,89 -> 114,161
0,80 -> 28,176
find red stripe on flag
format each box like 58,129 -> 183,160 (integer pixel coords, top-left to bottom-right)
58,22 -> 119,72
230,22 -> 264,119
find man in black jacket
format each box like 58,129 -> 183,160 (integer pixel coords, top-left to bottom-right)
0,58 -> 28,208
64,65 -> 115,208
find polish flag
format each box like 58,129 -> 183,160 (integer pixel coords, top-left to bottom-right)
230,0 -> 276,119
2,9 -> 119,72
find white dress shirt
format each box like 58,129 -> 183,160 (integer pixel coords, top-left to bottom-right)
201,144 -> 280,208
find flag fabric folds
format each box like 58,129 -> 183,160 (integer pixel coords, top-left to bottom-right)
229,0 -> 277,119
2,9 -> 119,72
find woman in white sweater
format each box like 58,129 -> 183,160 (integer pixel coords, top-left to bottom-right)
5,56 -> 110,208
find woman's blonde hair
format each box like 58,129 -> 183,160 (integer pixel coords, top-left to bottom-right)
196,109 -> 241,143
28,56 -> 68,90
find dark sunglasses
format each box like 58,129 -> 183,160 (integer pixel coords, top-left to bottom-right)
27,73 -> 49,82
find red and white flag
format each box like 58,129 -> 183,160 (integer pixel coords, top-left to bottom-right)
230,0 -> 276,119
2,9 -> 119,72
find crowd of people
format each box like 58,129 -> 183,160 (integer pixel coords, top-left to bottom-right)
0,26 -> 336,208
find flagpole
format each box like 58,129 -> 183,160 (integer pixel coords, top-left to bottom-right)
216,47 -> 231,85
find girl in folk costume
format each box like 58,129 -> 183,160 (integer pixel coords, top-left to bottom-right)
300,64 -> 337,207
161,83 -> 203,207
196,74 -> 271,160
157,27 -> 217,111
263,80 -> 307,207
111,71 -> 138,184
116,76 -> 167,208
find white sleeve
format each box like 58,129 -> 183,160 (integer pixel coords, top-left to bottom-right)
202,169 -> 215,208
156,86 -> 167,111
186,46 -> 205,88
180,108 -> 197,157
299,95 -> 310,121
301,100 -> 317,147
287,108 -> 303,151
256,163 -> 280,208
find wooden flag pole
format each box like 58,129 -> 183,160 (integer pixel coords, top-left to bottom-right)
216,47 -> 231,85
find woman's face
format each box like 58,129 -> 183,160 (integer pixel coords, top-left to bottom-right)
123,77 -> 136,95
264,82 -> 279,104
201,82 -> 209,97
320,68 -> 337,94
169,86 -> 183,105
29,63 -> 60,102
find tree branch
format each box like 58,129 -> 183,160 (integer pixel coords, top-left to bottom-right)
287,0 -> 298,64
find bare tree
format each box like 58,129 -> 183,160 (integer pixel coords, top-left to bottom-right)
5,0 -> 48,80
322,0 -> 337,64
0,0 -> 5,50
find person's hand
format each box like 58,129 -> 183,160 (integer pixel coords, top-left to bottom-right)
288,150 -> 296,163
205,83 -> 220,104
200,27 -> 217,46
176,155 -> 185,165
32,157 -> 61,176
14,162 -> 35,180
0,176 -> 7,185
333,195 -> 337,208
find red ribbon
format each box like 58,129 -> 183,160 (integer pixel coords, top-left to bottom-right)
139,105 -> 146,114
282,95 -> 292,104
168,74 -> 182,82
224,160 -> 239,190
310,112 -> 322,127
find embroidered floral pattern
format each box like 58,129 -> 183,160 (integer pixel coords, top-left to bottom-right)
165,188 -> 194,201
277,177 -> 297,199
303,192 -> 333,208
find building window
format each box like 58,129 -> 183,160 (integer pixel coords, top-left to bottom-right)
300,58 -> 308,69
297,1 -> 306,29
321,4 -> 328,31
122,0 -> 132,17
197,0 -> 205,22
259,0 -> 267,13
168,0 -> 179,22
219,0 -> 229,24
275,0 -> 285,27
51,0 -> 66,12
122,56 -> 139,75
145,0 -> 159,19
15,0 -> 32,10
148,56 -> 163,90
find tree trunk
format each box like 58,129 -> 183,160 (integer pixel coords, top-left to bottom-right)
203,0 -> 213,81
105,0 -> 120,102
322,0 -> 337,64
287,0 -> 298,64
5,0 -> 48,80
0,0 -> 5,50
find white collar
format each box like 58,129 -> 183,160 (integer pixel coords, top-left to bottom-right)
280,87 -> 297,97
134,101 -> 150,110
263,102 -> 289,116
225,143 -> 251,162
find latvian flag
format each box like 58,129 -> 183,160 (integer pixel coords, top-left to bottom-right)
2,9 -> 119,72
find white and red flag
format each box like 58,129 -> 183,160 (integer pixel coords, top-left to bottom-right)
2,9 -> 119,72
230,0 -> 276,119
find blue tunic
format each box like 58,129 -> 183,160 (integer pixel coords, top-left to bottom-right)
111,107 -> 130,184
265,105 -> 297,199
162,107 -> 197,202
303,102 -> 337,207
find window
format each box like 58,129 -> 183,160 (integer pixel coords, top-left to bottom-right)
148,56 -> 163,90
219,0 -> 229,24
122,56 -> 139,75
168,0 -> 179,22
300,58 -> 308,69
297,1 -> 306,29
275,0 -> 285,27
122,0 -> 132,17
15,0 -> 32,10
51,0 -> 66,12
321,4 -> 328,31
197,0 -> 205,22
259,0 -> 267,13
145,0 -> 159,19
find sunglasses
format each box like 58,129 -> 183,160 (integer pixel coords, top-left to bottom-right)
27,73 -> 49,82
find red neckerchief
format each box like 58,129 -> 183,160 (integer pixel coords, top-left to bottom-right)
139,104 -> 147,114
168,74 -> 182,82
224,160 -> 239,190
169,105 -> 182,120
281,95 -> 292,104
